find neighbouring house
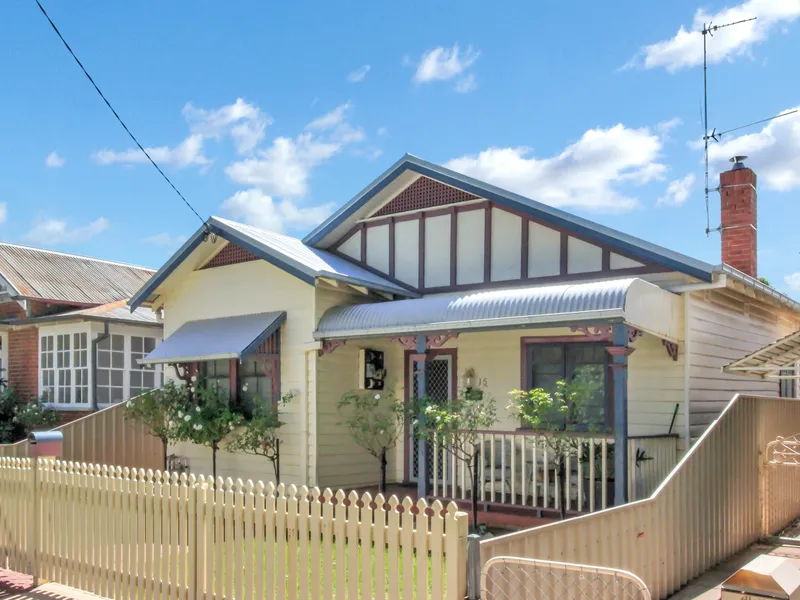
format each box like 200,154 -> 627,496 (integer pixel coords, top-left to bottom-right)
0,242 -> 163,421
129,153 -> 800,516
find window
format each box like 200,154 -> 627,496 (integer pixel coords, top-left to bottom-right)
239,357 -> 276,415
56,334 -> 71,404
40,335 -> 55,401
199,359 -> 231,399
73,333 -> 89,404
780,368 -> 796,399
130,336 -> 159,397
97,334 -> 125,405
524,342 -> 609,429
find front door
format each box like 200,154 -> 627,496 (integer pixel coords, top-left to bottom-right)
407,351 -> 455,483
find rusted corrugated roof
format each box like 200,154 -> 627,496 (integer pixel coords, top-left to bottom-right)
0,242 -> 154,305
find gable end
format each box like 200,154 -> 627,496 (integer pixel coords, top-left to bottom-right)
201,243 -> 260,270
371,177 -> 479,218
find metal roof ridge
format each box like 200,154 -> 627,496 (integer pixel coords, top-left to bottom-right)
0,240 -> 155,271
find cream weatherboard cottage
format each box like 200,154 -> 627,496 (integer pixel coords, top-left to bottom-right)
130,154 -> 800,516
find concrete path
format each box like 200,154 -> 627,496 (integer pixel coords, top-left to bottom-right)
0,571 -> 109,600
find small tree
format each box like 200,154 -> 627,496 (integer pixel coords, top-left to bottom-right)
0,388 -> 60,444
508,379 -> 598,519
337,385 -> 406,493
226,391 -> 294,483
414,389 -> 497,530
171,385 -> 243,482
124,381 -> 188,469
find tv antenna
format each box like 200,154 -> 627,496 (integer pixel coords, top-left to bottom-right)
701,16 -> 798,235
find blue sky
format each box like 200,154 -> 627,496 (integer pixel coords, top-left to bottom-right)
1,1 -> 799,295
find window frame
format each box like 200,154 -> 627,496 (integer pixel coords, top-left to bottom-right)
39,325 -> 92,408
520,337 -> 612,430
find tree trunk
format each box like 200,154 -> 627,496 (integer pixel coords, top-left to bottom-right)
559,460 -> 567,521
212,441 -> 218,484
380,447 -> 387,494
275,439 -> 281,483
162,437 -> 168,472
471,449 -> 480,531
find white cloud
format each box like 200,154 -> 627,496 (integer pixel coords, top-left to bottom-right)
25,217 -> 109,244
183,98 -> 270,154
454,73 -> 478,94
0,203 -> 7,225
657,173 -> 697,206
708,107 -> 800,191
93,134 -> 210,168
347,64 -> 371,83
657,117 -> 683,137
227,103 -> 365,197
143,232 -> 187,247
377,127 -> 388,137
446,124 -> 667,212
221,189 -> 334,234
625,0 -> 800,72
306,102 -> 352,131
413,44 -> 480,91
785,272 -> 800,291
45,152 -> 65,168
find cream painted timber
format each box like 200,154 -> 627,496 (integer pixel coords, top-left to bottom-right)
394,219 -> 419,287
528,222 -> 561,278
490,208 -> 522,282
366,224 -> 390,274
165,258 -> 316,486
338,231 -> 362,262
687,288 -> 800,439
424,214 -> 451,288
610,252 -> 644,270
567,236 -> 602,274
456,209 -> 484,285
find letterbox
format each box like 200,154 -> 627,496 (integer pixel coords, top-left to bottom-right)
27,431 -> 63,458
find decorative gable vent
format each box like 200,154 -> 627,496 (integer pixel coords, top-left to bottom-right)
371,177 -> 479,217
201,243 -> 260,270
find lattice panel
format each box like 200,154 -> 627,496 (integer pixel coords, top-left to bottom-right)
411,357 -> 452,480
372,177 -> 479,217
201,243 -> 260,270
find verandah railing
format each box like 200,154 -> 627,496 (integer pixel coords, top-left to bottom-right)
431,431 -> 678,513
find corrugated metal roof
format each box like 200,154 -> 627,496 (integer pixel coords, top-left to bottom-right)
723,330 -> 800,378
4,300 -> 160,327
315,278 -> 639,339
210,218 -> 415,296
141,311 -> 285,365
0,242 -> 155,305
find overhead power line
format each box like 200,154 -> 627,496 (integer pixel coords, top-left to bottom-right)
33,0 -> 207,227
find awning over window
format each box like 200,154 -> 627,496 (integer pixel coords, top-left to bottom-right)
141,311 -> 285,365
314,278 -> 683,341
724,330 -> 800,379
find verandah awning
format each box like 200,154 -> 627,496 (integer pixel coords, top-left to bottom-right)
724,330 -> 800,379
141,311 -> 285,365
314,278 -> 683,341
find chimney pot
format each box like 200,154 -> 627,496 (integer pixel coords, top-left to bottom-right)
730,155 -> 748,170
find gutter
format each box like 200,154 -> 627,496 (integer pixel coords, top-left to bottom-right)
91,322 -> 110,411
665,272 -> 727,293
314,308 -> 626,340
717,264 -> 800,312
6,313 -> 162,328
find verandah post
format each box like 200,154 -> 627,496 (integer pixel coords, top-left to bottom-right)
416,334 -> 429,500
609,323 -> 634,506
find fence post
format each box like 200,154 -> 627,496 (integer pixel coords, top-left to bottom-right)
31,458 -> 39,586
187,476 -> 199,600
467,533 -> 482,600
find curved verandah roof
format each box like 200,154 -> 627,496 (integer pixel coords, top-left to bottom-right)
314,277 -> 683,342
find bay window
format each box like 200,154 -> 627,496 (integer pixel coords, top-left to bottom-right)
523,341 -> 609,429
96,334 -> 125,405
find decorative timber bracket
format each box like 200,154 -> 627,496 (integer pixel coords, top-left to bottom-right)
318,339 -> 347,357
389,333 -> 459,350
569,325 -> 643,344
662,339 -> 679,361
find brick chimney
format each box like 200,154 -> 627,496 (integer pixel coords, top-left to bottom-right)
720,155 -> 757,278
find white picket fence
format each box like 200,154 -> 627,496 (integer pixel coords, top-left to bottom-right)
0,457 -> 469,600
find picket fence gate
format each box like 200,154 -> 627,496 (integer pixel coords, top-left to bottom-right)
0,457 -> 469,600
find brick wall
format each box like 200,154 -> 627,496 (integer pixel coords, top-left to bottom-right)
720,166 -> 758,278
0,301 -> 25,320
8,326 -> 38,399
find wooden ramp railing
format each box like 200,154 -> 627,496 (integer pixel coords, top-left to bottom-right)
0,402 -> 163,471
480,395 -> 800,600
